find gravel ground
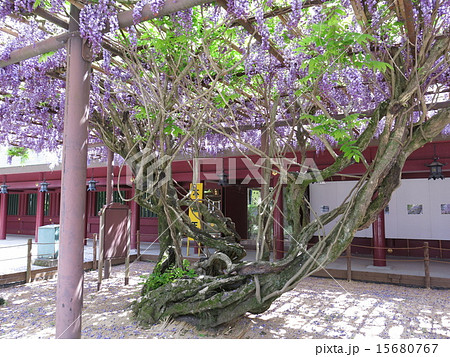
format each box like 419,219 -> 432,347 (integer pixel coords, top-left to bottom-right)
0,261 -> 449,339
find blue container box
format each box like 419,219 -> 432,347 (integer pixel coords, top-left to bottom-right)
37,224 -> 60,259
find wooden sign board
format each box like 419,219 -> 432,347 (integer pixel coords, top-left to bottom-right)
101,202 -> 130,259
188,183 -> 204,231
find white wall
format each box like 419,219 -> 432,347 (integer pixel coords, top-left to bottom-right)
0,146 -> 60,168
386,178 -> 450,240
309,181 -> 373,238
310,179 -> 450,240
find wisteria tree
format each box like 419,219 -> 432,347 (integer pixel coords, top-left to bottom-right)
1,0 -> 449,328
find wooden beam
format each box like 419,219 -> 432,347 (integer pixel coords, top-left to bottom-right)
0,0 -> 215,68
117,0 -> 213,28
0,27 -> 18,37
216,0 -> 285,65
34,8 -> 69,30
0,32 -> 71,68
233,1 -> 325,26
397,0 -> 417,47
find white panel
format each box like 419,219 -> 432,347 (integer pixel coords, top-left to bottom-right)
309,178 -> 450,241
384,188 -> 399,239
334,181 -> 372,238
309,181 -> 338,236
428,179 -> 450,240
309,181 -> 372,238
394,179 -> 431,240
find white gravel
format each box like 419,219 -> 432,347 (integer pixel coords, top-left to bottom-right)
0,261 -> 449,339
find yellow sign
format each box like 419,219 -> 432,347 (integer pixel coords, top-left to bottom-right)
187,183 -> 203,255
188,183 -> 203,229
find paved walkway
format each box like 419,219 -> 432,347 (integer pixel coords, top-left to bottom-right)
0,260 -> 449,339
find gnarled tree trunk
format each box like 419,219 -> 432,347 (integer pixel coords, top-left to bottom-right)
132,105 -> 449,328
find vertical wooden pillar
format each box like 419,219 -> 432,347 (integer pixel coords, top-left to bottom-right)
104,149 -> 114,279
0,192 -> 8,240
84,190 -> 92,245
273,183 -> 284,260
55,4 -> 91,339
26,238 -> 32,283
93,233 -> 97,270
372,209 -> 386,266
130,185 -> 140,250
106,148 -> 114,205
137,230 -> 141,260
35,189 -> 45,242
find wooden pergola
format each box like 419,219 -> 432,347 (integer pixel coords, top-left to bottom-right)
1,0 -> 449,338
0,0 -> 220,339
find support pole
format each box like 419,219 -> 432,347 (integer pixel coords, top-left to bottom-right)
55,5 -> 91,339
106,148 -> 114,205
26,238 -> 32,283
0,192 -> 8,240
35,187 -> 45,243
93,233 -> 97,270
257,127 -> 271,261
104,148 -> 114,279
125,211 -> 131,286
273,183 -> 284,260
137,230 -> 141,260
372,209 -> 386,266
130,185 -> 140,250
84,190 -> 92,245
97,212 -> 105,291
104,255 -> 112,279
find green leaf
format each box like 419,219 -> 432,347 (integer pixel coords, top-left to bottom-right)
368,61 -> 393,73
340,140 -> 363,163
7,147 -> 29,164
38,51 -> 56,63
164,124 -> 185,137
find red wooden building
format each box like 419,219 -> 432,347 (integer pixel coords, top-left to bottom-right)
1,140 -> 449,260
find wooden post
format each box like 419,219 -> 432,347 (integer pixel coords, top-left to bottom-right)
34,185 -> 45,243
372,210 -> 386,266
55,4 -> 90,339
130,185 -> 140,250
0,192 -> 9,240
104,259 -> 111,279
346,245 -> 352,282
97,212 -> 104,291
424,242 -> 431,289
26,238 -> 32,283
125,211 -> 131,286
103,148 -> 113,281
273,181 -> 284,260
137,230 -> 141,261
92,233 -> 97,270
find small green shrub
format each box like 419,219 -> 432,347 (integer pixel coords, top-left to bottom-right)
140,259 -> 197,295
0,297 -> 5,306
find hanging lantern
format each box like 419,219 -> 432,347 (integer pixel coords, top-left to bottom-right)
426,158 -> 446,180
87,178 -> 98,191
0,184 -> 8,194
39,180 -> 49,192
